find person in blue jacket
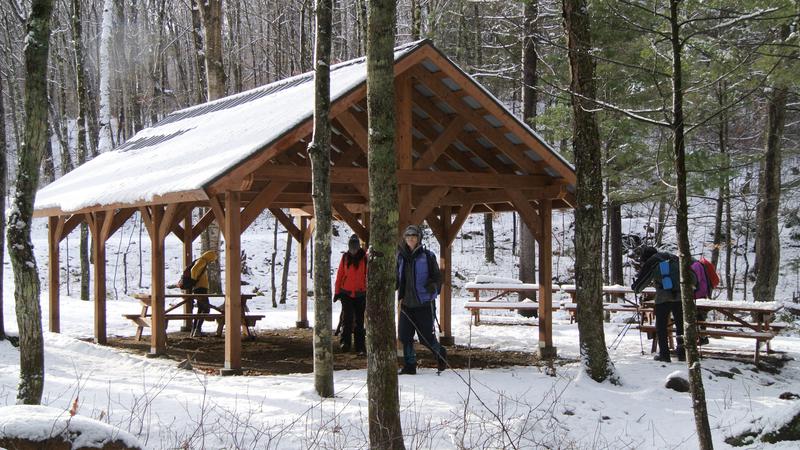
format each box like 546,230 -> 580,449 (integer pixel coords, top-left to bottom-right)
396,224 -> 447,375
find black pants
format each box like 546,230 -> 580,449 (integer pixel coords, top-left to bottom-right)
192,287 -> 209,335
398,303 -> 443,366
655,301 -> 684,357
341,295 -> 366,349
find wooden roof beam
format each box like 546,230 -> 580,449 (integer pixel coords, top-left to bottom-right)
505,188 -> 541,242
333,203 -> 369,241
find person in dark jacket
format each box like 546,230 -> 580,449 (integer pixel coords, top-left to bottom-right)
631,246 -> 692,362
334,234 -> 367,353
396,224 -> 447,375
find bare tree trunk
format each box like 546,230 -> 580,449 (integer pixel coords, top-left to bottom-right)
410,0 -> 421,40
483,213 -> 494,263
519,0 -> 538,298
0,77 -> 6,338
97,0 -> 115,153
609,202 -> 623,286
563,0 -> 612,382
41,137 -> 55,184
199,0 -> 226,293
711,81 -> 727,268
309,0 -> 334,398
668,2 -> 713,448
71,0 -> 91,301
190,0 -> 208,103
752,86 -> 786,302
8,0 -> 54,404
365,0 -> 404,447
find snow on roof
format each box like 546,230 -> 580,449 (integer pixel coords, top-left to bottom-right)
35,41 -> 423,214
0,405 -> 143,448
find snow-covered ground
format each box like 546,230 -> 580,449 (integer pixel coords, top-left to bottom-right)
1,210 -> 799,449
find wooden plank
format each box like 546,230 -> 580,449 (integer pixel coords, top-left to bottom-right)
33,189 -> 207,218
446,203 -> 474,248
538,199 -> 554,356
409,186 -> 450,227
138,207 -> 153,237
241,181 -> 288,232
57,214 -> 83,241
224,191 -> 243,372
88,211 -> 108,345
414,116 -> 466,170
333,203 -> 368,241
505,188 -> 541,242
48,217 -> 60,333
440,206 -> 453,343
269,208 -> 302,242
208,195 -> 226,239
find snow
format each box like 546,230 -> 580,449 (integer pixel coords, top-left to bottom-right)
3,204 -> 799,448
0,405 -> 143,448
34,41 -> 423,214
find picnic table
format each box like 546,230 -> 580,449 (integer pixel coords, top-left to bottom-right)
560,285 -> 655,322
124,293 -> 263,340
464,281 -> 561,326
638,299 -> 784,363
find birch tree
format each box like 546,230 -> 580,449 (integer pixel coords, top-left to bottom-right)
97,0 -> 115,153
365,0 -> 405,447
309,0 -> 334,398
8,0 -> 54,404
0,77 -> 6,339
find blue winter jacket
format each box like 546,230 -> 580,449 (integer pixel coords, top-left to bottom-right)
396,244 -> 441,307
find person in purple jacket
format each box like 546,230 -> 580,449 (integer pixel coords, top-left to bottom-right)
396,224 -> 447,375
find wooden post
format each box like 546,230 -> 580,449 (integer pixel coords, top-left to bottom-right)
538,199 -> 556,358
148,206 -> 167,356
85,212 -> 109,345
439,206 -> 454,346
396,75 -> 413,232
296,216 -> 309,328
222,191 -> 243,375
48,216 -> 60,333
181,210 -> 194,332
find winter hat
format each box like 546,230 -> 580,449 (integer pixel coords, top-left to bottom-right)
403,224 -> 421,237
638,246 -> 657,263
348,234 -> 360,252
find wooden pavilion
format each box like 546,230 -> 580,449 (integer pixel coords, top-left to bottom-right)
34,40 -> 576,374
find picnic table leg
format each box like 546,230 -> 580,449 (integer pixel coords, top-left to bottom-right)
135,303 -> 148,341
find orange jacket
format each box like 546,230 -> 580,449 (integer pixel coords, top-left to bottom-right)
335,249 -> 367,299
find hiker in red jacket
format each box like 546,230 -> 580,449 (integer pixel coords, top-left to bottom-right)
334,234 -> 367,353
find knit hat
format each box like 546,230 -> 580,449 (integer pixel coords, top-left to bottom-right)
638,246 -> 658,263
348,234 -> 360,252
403,224 -> 421,237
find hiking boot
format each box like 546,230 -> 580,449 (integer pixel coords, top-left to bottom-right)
399,364 -> 416,375
653,354 -> 671,363
437,347 -> 448,373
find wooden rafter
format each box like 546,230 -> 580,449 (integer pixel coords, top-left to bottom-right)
269,208 -> 303,242
409,186 -> 450,226
208,195 -> 226,238
241,181 -> 289,232
412,46 -> 576,184
413,116 -> 465,170
505,188 -> 542,242
447,203 -> 474,247
333,203 -> 368,241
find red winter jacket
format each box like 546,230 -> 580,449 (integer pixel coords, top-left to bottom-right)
335,249 -> 367,299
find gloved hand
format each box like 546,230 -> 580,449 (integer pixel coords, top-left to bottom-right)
424,281 -> 437,294
333,293 -> 341,303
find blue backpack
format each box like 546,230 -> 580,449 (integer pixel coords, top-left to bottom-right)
658,258 -> 681,292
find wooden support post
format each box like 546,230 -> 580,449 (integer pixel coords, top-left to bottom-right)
538,199 -> 556,358
147,206 -> 167,356
222,191 -> 243,375
181,210 -> 194,332
48,216 -> 61,333
396,75 -> 413,232
85,212 -> 109,345
296,216 -> 310,328
438,206 -> 454,346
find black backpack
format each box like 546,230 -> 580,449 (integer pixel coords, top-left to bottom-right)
178,259 -> 206,291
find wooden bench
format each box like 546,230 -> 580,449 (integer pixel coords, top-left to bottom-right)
637,324 -> 775,363
464,301 -> 555,326
562,302 -> 639,323
123,312 -> 265,340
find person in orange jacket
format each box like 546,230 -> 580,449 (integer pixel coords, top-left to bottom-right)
334,234 -> 367,353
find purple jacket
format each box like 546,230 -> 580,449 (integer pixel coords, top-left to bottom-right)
691,260 -> 711,299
